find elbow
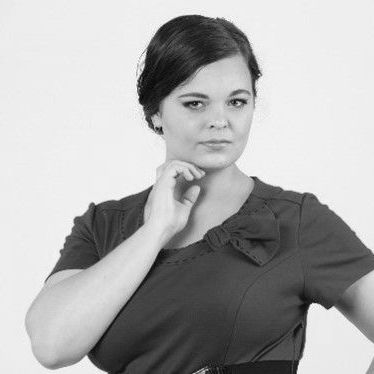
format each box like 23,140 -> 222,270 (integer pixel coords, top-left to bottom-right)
25,313 -> 84,369
25,310 -> 65,369
29,336 -> 61,370
25,304 -> 86,369
29,333 -> 82,370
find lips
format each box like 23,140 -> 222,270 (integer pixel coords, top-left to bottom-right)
200,141 -> 231,149
200,140 -> 231,144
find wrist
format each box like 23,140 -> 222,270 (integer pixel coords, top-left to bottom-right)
141,221 -> 175,249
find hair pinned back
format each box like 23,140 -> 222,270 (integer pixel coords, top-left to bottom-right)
136,14 -> 262,135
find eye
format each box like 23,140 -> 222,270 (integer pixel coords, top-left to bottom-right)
230,98 -> 248,108
183,100 -> 203,109
182,98 -> 249,110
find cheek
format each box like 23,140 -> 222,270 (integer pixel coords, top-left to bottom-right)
173,125 -> 196,143
167,127 -> 197,152
240,126 -> 251,140
233,124 -> 250,144
165,124 -> 187,142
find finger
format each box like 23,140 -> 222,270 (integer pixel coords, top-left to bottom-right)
170,165 -> 195,181
177,166 -> 195,181
169,160 -> 205,179
182,185 -> 201,207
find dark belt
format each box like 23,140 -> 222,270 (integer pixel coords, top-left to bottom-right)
191,360 -> 299,374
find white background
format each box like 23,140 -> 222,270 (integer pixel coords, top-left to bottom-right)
2,0 -> 373,373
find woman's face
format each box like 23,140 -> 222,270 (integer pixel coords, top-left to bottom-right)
151,54 -> 255,171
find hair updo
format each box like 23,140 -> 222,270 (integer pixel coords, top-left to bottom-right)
136,14 -> 262,136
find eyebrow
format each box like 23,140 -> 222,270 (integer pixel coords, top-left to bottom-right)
177,89 -> 252,99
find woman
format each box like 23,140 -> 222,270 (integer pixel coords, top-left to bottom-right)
25,14 -> 374,374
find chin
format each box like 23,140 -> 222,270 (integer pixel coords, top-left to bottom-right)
197,159 -> 235,170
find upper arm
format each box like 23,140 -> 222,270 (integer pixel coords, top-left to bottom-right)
43,202 -> 100,284
26,269 -> 85,354
30,269 -> 85,311
298,192 -> 374,310
334,268 -> 374,343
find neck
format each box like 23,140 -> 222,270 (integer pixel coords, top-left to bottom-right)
174,163 -> 251,207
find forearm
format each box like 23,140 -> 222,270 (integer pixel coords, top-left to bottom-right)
26,223 -> 166,368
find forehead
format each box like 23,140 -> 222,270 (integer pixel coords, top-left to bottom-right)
174,55 -> 252,95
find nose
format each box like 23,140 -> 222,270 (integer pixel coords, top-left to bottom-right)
209,119 -> 229,129
207,104 -> 229,129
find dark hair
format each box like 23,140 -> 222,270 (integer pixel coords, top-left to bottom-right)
136,14 -> 262,135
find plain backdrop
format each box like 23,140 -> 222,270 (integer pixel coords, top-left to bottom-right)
1,0 -> 373,373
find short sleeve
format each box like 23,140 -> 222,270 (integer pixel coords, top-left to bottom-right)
298,192 -> 374,310
44,202 -> 100,283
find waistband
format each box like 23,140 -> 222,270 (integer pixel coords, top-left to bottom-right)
191,360 -> 299,374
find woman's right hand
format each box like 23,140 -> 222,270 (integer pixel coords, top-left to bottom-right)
143,159 -> 206,238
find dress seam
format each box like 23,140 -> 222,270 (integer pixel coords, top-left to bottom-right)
221,248 -> 300,364
251,192 -> 303,206
297,193 -> 309,304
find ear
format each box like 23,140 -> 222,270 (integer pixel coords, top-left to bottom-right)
151,112 -> 165,140
151,111 -> 161,126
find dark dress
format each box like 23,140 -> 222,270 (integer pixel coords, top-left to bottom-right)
44,176 -> 374,374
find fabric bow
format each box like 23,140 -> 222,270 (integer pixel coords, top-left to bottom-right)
203,203 -> 281,266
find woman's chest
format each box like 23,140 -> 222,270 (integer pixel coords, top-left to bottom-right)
88,248 -> 306,373
161,214 -> 222,249
145,199 -> 248,250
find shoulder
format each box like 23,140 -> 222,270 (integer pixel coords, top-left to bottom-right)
94,185 -> 152,214
252,176 -> 311,208
251,177 -> 336,229
85,185 -> 153,247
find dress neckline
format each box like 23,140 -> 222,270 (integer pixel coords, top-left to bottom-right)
135,175 -> 266,264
